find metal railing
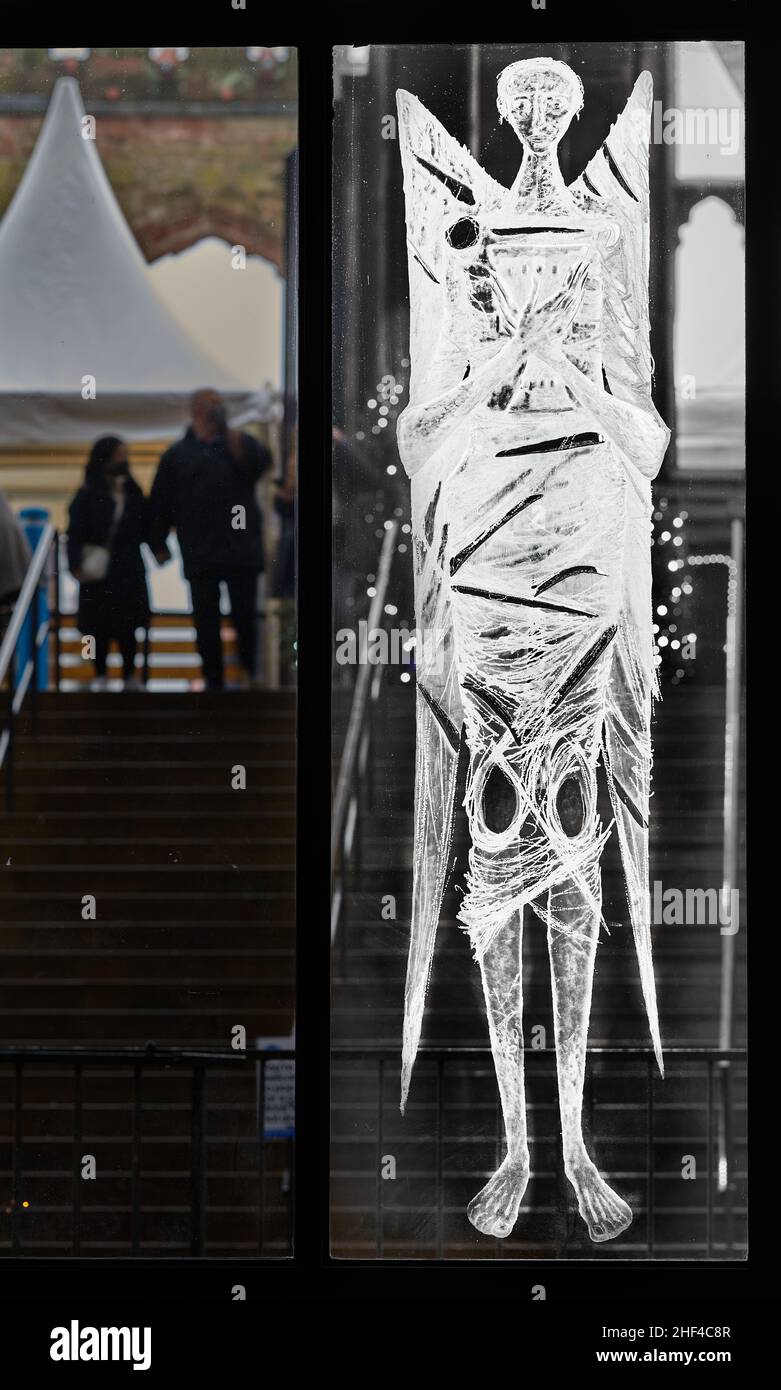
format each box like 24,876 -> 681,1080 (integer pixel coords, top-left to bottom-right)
331,1044 -> 746,1259
0,1044 -> 294,1257
0,524 -> 60,812
331,520 -> 399,958
1,526 -> 250,724
688,518 -> 745,1197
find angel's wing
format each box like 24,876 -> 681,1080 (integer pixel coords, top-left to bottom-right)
397,91 -> 506,1106
400,459 -> 466,1111
570,73 -> 665,1073
569,72 -> 658,408
601,511 -> 664,1078
396,89 -> 506,406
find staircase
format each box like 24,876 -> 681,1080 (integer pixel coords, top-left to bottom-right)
0,686 -> 296,1256
331,678 -> 746,1259
55,612 -> 249,690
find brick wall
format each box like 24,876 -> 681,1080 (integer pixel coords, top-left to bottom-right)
0,113 -> 296,269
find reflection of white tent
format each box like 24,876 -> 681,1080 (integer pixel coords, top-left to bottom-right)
0,77 -> 270,444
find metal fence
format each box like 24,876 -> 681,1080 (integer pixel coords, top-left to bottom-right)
0,1045 -> 294,1257
331,1044 -> 746,1259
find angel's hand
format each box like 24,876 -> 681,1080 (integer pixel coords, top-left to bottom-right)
513,260 -> 590,359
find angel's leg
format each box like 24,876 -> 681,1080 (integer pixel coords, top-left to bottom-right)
546,871 -> 632,1243
467,905 -> 530,1238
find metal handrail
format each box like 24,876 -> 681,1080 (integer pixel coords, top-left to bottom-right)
688,521 -> 744,1197
331,520 -> 399,944
0,522 -> 57,686
0,524 -> 60,810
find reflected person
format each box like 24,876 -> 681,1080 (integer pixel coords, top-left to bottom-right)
148,388 -> 273,690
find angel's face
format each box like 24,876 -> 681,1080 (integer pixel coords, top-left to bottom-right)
500,69 -> 578,155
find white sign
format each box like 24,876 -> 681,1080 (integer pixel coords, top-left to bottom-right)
256,1036 -> 294,1139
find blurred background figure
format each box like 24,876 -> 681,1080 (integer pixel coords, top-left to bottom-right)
67,436 -> 150,691
0,486 -> 32,642
148,388 -> 273,690
272,434 -> 296,600
271,433 -> 296,685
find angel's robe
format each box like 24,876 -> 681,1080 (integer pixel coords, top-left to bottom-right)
396,73 -> 669,1110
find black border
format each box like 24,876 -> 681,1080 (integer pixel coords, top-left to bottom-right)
319,24 -> 767,1309
0,4 -> 770,1346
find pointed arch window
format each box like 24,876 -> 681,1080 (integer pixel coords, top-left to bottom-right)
673,41 -> 744,473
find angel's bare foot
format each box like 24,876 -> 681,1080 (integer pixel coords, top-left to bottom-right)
565,1153 -> 633,1243
467,1154 -> 530,1238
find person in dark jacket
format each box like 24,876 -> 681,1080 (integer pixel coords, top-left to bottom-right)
148,388 -> 273,689
0,489 -> 32,638
271,442 -> 296,601
67,436 -> 150,691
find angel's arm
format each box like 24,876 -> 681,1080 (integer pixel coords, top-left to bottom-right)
538,343 -> 670,485
397,267 -> 586,477
396,334 -> 525,477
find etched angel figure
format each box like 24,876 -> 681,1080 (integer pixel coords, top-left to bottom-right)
395,57 -> 670,1243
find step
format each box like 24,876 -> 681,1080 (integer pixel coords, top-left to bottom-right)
0,950 -> 294,979
55,663 -> 248,686
0,813 -> 297,839
0,839 -> 295,867
24,691 -> 295,712
14,713 -> 294,738
8,762 -> 296,789
57,612 -> 237,631
0,1015 -> 295,1045
0,922 -> 294,950
0,894 -> 294,922
0,865 -> 294,895
0,978 -> 293,1011
13,735 -> 296,763
3,790 -> 295,814
56,634 -> 238,654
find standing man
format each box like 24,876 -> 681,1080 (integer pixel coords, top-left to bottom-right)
149,388 -> 273,689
